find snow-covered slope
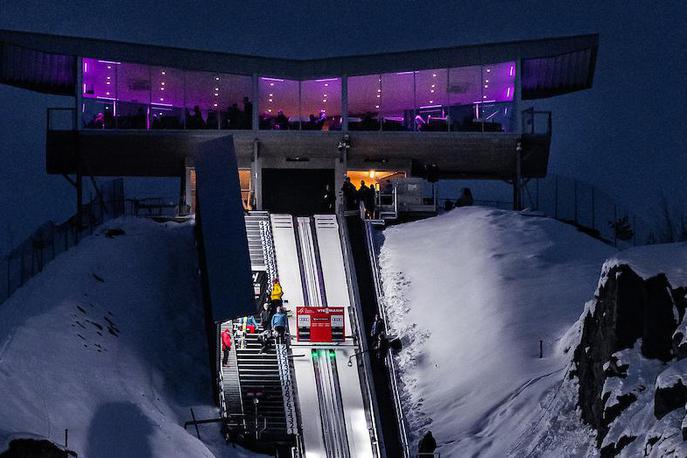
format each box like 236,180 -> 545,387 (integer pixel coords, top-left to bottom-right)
378,207 -> 616,456
0,218 -> 252,457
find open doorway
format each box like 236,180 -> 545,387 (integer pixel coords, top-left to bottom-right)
346,170 -> 406,190
262,168 -> 335,216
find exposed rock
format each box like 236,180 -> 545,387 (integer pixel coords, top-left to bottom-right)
600,434 -> 636,458
573,263 -> 685,444
655,379 -> 687,420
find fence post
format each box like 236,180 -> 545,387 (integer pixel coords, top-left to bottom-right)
613,205 -> 618,247
573,180 -> 578,224
536,178 -> 540,211
591,188 -> 596,231
554,176 -> 559,219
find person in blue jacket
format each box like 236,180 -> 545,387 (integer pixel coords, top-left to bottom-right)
271,306 -> 288,343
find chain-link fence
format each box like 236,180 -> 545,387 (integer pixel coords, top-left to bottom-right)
0,179 -> 125,304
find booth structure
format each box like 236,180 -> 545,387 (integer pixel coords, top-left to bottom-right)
0,30 -> 598,214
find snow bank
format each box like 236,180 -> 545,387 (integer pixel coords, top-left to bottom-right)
0,218 -> 253,457
378,207 -> 615,456
605,242 -> 687,286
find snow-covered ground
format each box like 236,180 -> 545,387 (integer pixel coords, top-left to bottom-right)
378,206 -> 617,456
0,217 -> 254,457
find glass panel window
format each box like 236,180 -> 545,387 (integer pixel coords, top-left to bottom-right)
448,65 -> 483,131
478,62 -> 515,132
150,66 -> 184,129
301,78 -> 342,131
347,74 -> 381,131
259,77 -> 299,130
380,72 -> 415,131
217,74 -> 253,130
184,71 -> 220,129
81,58 -> 118,128
415,69 -> 448,131
116,62 -> 150,129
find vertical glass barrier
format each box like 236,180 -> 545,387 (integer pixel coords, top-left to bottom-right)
447,65 -> 482,132
116,62 -> 150,129
259,77 -> 300,130
300,78 -> 342,131
380,72 -> 415,131
81,58 -> 117,128
184,71 -> 219,129
415,69 -> 448,131
478,61 -> 516,132
347,74 -> 381,131
150,66 -> 184,129
218,74 -> 253,130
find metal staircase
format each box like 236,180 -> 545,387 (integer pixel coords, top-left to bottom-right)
233,323 -> 290,442
245,211 -> 270,270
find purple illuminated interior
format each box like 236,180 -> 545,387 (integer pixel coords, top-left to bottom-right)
81,57 -> 515,130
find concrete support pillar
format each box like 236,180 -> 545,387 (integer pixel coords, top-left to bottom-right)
253,138 -> 262,210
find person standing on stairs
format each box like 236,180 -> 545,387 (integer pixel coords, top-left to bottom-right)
370,313 -> 385,340
221,327 -> 232,367
260,303 -> 272,331
271,306 -> 288,344
270,278 -> 283,311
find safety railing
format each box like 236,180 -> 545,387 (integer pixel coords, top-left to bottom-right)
1,178 -> 124,306
521,107 -> 552,137
337,212 -> 384,458
363,220 -> 412,457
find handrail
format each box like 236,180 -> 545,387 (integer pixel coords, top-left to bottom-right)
337,212 -> 384,458
363,220 -> 411,457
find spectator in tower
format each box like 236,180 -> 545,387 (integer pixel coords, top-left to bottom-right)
260,303 -> 272,331
341,176 -> 357,211
455,187 -> 474,207
221,327 -> 232,367
93,112 -> 105,129
321,184 -> 336,213
370,314 -> 385,340
275,110 -> 289,130
242,97 -> 253,129
227,103 -> 241,129
270,278 -> 283,310
418,431 -> 437,456
271,306 -> 288,343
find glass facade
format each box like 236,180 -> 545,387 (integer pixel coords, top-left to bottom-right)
259,77 -> 299,130
80,57 -> 517,132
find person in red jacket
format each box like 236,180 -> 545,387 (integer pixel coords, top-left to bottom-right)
221,328 -> 232,367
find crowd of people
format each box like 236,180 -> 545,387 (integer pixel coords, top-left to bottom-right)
341,176 -> 392,218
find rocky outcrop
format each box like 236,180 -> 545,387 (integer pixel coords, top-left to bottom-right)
572,263 -> 687,450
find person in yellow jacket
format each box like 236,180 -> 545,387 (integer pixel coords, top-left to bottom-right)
270,278 -> 283,310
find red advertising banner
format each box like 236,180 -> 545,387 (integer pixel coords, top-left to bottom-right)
296,307 -> 345,343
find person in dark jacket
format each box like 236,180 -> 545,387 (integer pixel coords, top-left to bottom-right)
455,187 -> 474,207
375,332 -> 389,361
271,306 -> 288,343
321,184 -> 336,213
418,431 -> 437,455
221,328 -> 232,366
341,176 -> 357,210
260,303 -> 272,331
370,314 -> 385,340
258,329 -> 272,354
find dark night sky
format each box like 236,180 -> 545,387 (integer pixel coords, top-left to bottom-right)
1,1 -> 685,252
